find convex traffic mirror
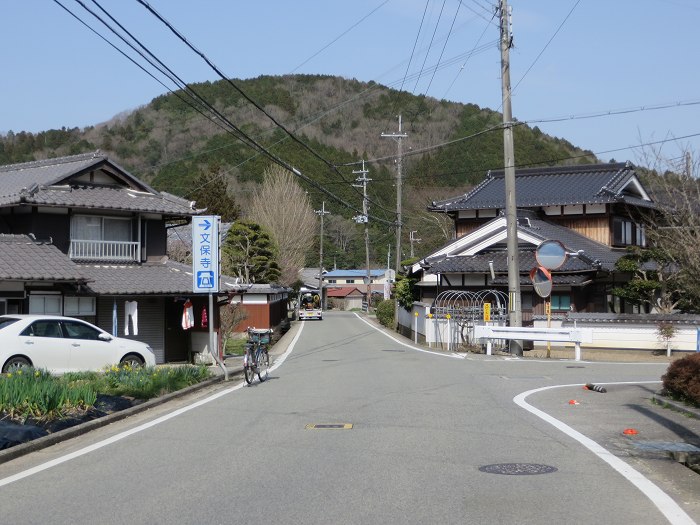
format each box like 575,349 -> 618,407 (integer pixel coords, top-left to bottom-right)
535,239 -> 567,270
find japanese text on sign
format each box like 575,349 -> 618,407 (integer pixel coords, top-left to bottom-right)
192,216 -> 220,293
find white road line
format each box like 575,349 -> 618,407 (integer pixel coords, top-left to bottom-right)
354,313 -> 464,359
0,322 -> 305,489
514,381 -> 696,525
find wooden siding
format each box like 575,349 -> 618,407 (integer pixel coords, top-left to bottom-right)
455,220 -> 487,238
547,216 -> 611,245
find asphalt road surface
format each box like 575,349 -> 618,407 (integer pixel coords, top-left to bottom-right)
0,311 -> 697,524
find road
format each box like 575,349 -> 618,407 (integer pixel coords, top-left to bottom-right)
0,311 -> 697,524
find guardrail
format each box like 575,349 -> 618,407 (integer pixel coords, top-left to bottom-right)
473,325 -> 593,361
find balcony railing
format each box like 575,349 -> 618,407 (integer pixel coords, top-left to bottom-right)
69,240 -> 140,262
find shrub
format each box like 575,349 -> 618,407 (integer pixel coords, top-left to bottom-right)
661,353 -> 700,406
376,299 -> 395,327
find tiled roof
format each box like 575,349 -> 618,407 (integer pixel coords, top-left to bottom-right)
422,211 -> 622,273
0,235 -> 85,281
12,186 -> 196,215
79,260 -> 248,295
325,269 -> 387,278
430,162 -> 655,212
421,211 -> 624,276
326,287 -> 364,297
0,152 -> 196,216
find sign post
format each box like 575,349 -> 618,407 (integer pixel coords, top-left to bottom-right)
192,216 -> 226,379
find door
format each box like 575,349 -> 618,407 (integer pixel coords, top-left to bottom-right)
165,299 -> 190,362
18,320 -> 72,373
61,319 -> 114,371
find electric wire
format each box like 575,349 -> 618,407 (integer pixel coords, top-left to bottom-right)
399,0 -> 430,93
135,0 -> 396,225
76,0 -> 379,223
412,0 -> 446,95
291,0 -> 389,73
422,0 -> 462,96
442,6 -> 496,99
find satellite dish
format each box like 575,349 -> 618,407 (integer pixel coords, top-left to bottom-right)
536,240 -> 567,270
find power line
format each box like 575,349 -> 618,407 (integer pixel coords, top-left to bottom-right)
412,0 -> 447,95
291,1 -> 389,73
135,0 -> 389,223
68,0 -> 383,223
422,0 -> 462,96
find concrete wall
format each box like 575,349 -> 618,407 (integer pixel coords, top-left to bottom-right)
400,303 -> 700,356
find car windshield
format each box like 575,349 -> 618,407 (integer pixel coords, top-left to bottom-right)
0,317 -> 20,331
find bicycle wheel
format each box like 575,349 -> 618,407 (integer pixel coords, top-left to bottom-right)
244,347 -> 256,385
256,348 -> 269,382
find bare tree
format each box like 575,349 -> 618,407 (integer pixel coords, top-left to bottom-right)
248,165 -> 317,286
326,215 -> 357,253
220,303 -> 248,349
633,143 -> 700,312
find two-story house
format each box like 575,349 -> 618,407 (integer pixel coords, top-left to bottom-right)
324,269 -> 395,296
0,151 -> 239,363
410,162 -> 655,321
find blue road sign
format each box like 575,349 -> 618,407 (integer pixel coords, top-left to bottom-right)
192,216 -> 219,293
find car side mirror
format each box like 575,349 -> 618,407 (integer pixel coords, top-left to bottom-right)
98,333 -> 112,342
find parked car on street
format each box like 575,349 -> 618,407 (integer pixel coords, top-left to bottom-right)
0,315 -> 156,373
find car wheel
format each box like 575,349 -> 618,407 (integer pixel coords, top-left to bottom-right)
120,354 -> 145,368
3,356 -> 32,374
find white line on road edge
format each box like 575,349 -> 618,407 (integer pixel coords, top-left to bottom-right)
354,313 -> 464,359
514,381 -> 696,525
0,322 -> 306,489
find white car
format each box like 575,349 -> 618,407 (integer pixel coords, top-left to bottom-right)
0,315 -> 156,374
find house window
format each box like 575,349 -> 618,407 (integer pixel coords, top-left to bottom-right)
612,217 -> 646,247
64,297 -> 96,316
71,215 -> 131,242
70,215 -> 137,261
328,279 -> 337,284
550,294 -> 571,311
29,294 -> 62,315
346,279 -> 355,284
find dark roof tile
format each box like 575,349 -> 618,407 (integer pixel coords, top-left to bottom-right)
0,235 -> 85,281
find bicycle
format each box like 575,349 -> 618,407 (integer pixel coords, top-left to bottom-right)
244,328 -> 272,385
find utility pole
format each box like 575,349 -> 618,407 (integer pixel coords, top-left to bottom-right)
409,230 -> 421,258
353,161 -> 372,310
382,115 -> 408,329
315,202 -> 330,308
499,0 -> 523,356
382,115 -> 408,274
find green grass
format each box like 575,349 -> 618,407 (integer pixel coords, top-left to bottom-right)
224,337 -> 247,356
1,364 -> 211,424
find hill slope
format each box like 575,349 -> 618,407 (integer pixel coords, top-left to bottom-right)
0,74 -> 596,266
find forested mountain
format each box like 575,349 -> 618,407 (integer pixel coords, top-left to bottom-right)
0,74 -> 596,268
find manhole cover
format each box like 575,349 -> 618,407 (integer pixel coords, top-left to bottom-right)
479,463 -> 558,475
305,424 -> 353,430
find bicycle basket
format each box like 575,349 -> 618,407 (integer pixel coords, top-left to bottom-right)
247,329 -> 271,344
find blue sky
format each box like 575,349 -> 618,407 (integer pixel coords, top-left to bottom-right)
3,0 -> 699,168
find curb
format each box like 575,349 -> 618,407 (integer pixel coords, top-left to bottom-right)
651,395 -> 700,420
0,323 -> 303,465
